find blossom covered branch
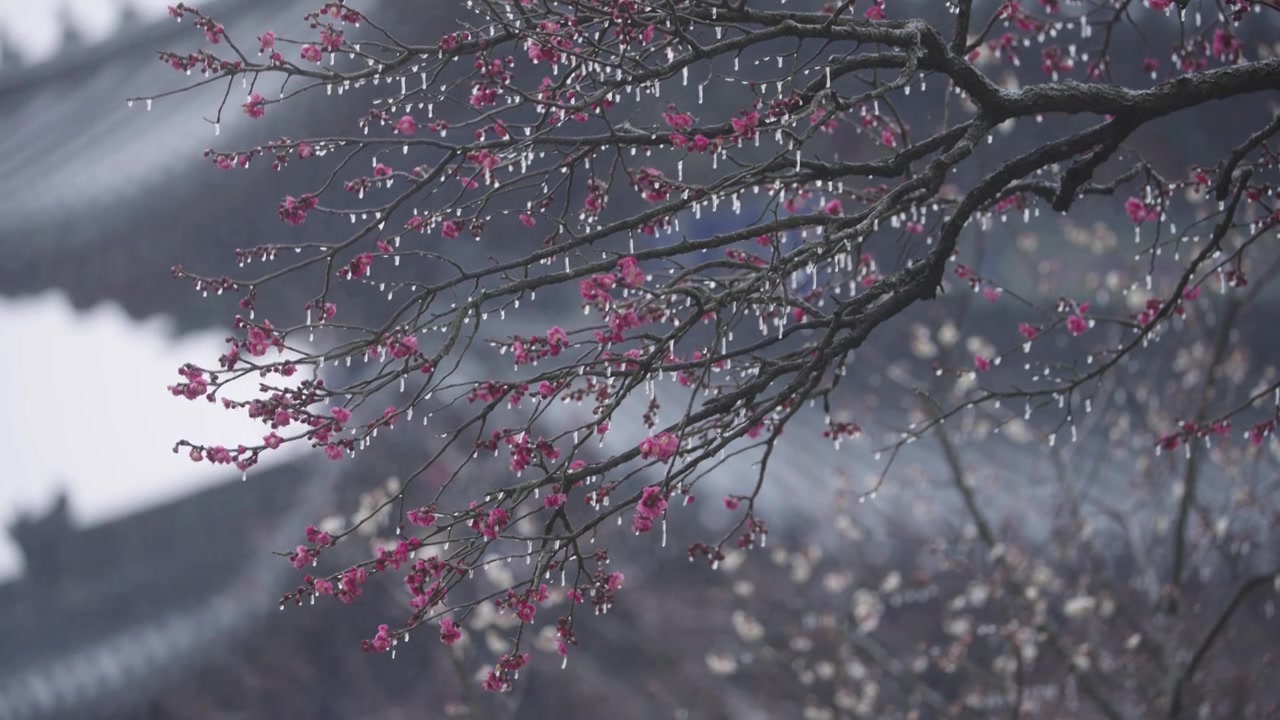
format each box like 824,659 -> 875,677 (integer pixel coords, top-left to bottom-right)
139,0 -> 1280,698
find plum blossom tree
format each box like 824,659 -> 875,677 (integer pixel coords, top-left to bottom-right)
142,0 -> 1280,712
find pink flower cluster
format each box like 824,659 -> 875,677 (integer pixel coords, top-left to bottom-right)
616,256 -> 645,287
505,433 -> 561,474
405,555 -> 453,612
373,538 -> 422,572
386,332 -> 419,359
469,506 -> 510,540
497,583 -> 550,625
632,168 -> 671,203
508,326 -> 571,366
440,617 -> 462,645
1125,196 -> 1158,224
483,653 -> 529,693
632,486 -> 668,534
579,272 -> 617,303
242,320 -> 281,357
336,566 -> 368,604
731,110 -> 760,140
169,365 -> 209,400
671,132 -> 715,152
662,106 -> 694,131
406,504 -> 437,528
638,431 -> 679,461
241,93 -> 266,119
278,194 -> 318,225
362,624 -> 394,653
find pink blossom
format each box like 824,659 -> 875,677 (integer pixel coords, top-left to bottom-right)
301,44 -> 323,63
204,23 -> 225,44
290,545 -> 312,569
731,111 -> 760,140
631,486 -> 668,534
297,142 -> 314,159
982,286 -> 1002,302
483,671 -> 508,693
865,0 -> 886,20
441,220 -> 462,239
638,431 -> 679,461
364,624 -> 393,653
242,93 -> 266,119
617,256 -> 645,287
319,28 -> 343,52
515,600 -> 536,623
477,507 -> 509,540
823,198 -> 844,215
337,566 -> 367,603
264,432 -> 283,449
1018,323 -> 1039,340
258,31 -> 276,52
278,194 -> 317,226
544,493 -> 568,509
407,507 -> 436,528
394,115 -> 417,135
1212,30 -> 1241,60
974,355 -> 991,372
662,110 -> 694,131
881,128 -> 897,147
1067,314 -> 1088,336
546,325 -> 570,351
519,213 -> 536,227
324,445 -> 344,460
440,618 -> 462,646
388,333 -> 418,359
346,253 -> 373,279
331,407 -> 352,425
469,150 -> 500,173
1125,197 -> 1157,224
306,525 -> 333,547
723,497 -> 740,510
